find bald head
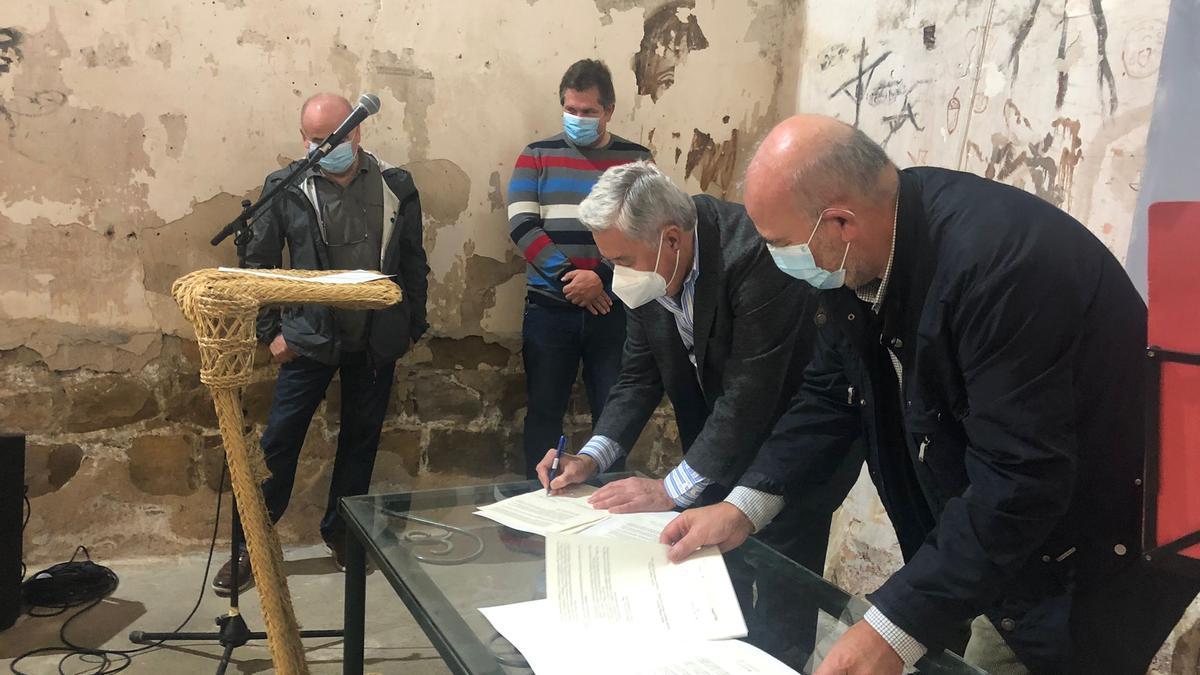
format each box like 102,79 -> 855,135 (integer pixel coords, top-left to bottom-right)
301,93 -> 353,132
746,114 -> 891,216
744,114 -> 898,289
298,93 -> 362,175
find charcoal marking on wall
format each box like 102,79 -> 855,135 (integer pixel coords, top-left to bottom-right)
1090,0 -> 1118,114
633,0 -> 709,102
828,39 -> 891,128
685,128 -> 738,197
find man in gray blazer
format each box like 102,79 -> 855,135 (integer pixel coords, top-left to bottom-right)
535,160 -> 860,571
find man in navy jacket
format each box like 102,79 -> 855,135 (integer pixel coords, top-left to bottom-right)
662,115 -> 1199,674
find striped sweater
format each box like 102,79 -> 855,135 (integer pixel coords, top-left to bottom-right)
507,132 -> 653,306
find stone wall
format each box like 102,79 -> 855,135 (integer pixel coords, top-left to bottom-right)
1,0 -> 795,563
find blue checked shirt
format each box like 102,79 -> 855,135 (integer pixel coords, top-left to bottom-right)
580,236 -> 712,508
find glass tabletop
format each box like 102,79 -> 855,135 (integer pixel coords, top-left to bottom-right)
340,476 -> 983,675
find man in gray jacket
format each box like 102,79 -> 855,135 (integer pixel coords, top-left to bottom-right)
537,161 -> 859,573
213,93 -> 429,594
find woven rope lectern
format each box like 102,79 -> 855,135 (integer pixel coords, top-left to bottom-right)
171,268 -> 401,674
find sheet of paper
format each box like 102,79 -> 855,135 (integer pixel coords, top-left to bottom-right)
546,535 -> 747,641
217,267 -> 393,284
573,510 -> 679,542
479,600 -> 798,675
474,485 -> 608,536
478,600 -> 575,673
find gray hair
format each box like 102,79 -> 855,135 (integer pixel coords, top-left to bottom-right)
790,125 -> 893,210
578,161 -> 697,242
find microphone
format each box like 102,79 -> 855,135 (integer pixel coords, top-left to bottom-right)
209,93 -> 381,247
309,93 -> 381,159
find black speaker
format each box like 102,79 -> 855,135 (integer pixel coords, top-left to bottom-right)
0,433 -> 24,631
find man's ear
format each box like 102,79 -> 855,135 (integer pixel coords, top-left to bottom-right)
662,225 -> 684,250
823,208 -> 859,243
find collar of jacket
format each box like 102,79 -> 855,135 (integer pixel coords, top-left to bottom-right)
280,150 -> 415,269
877,168 -> 935,343
818,168 -> 938,356
690,196 -> 722,375
277,150 -> 416,203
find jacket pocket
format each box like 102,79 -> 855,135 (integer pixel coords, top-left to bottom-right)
281,305 -> 334,353
368,302 -> 412,362
907,409 -> 971,502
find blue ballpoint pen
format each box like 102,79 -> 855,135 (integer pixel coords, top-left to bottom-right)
546,435 -> 567,495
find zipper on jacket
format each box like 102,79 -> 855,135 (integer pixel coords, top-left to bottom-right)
919,435 -> 930,462
847,385 -> 856,406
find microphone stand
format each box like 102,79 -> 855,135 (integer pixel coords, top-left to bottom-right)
128,424 -> 345,674
209,147 -> 328,256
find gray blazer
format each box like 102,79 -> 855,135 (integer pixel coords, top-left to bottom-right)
593,195 -> 820,487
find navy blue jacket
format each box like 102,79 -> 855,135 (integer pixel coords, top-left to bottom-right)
739,167 -> 1148,672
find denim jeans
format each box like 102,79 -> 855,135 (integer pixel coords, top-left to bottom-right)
234,351 -> 395,546
521,300 -> 627,477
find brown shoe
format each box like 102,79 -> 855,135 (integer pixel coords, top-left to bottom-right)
324,534 -> 347,572
212,550 -> 253,596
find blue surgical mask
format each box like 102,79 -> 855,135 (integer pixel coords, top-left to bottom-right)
766,210 -> 851,290
309,141 -> 357,174
563,112 -> 601,146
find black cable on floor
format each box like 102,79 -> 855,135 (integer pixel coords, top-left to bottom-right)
19,487 -> 30,581
10,463 -> 227,675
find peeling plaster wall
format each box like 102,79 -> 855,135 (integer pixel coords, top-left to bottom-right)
0,1 -> 801,563
791,1 -> 1195,670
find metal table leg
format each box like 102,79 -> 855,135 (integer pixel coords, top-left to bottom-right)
344,532 -> 367,675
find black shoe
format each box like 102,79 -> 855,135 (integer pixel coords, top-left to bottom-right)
211,550 -> 253,596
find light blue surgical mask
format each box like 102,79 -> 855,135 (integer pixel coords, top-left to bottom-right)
562,112 -> 601,146
309,140 -> 357,174
766,210 -> 852,290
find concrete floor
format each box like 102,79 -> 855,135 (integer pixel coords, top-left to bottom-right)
0,544 -> 453,675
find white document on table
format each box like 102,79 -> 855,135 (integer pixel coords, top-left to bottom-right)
545,534 -> 747,641
571,510 -> 680,542
479,599 -> 798,675
473,484 -> 608,536
217,267 -> 393,284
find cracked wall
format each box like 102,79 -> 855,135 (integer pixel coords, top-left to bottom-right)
792,1 -> 1195,670
0,0 -> 801,563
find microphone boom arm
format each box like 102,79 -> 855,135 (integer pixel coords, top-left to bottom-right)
209,93 -> 381,252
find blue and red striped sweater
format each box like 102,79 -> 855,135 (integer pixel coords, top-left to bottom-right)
506,132 -> 652,307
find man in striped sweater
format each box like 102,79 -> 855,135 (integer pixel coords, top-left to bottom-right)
507,59 -> 652,477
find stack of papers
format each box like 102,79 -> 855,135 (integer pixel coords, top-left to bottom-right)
473,485 -> 609,536
480,599 -> 798,675
474,485 -> 681,539
546,535 -> 746,640
473,487 -> 801,674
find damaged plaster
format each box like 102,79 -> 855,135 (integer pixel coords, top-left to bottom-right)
1,0 -> 801,567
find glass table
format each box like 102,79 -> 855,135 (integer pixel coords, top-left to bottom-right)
339,476 -> 984,675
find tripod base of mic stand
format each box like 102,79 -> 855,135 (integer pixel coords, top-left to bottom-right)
129,610 -> 343,674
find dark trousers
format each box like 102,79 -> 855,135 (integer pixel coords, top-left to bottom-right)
234,351 -> 395,547
1066,561 -> 1200,674
521,300 -> 627,477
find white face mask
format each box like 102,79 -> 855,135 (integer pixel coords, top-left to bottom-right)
611,230 -> 680,309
